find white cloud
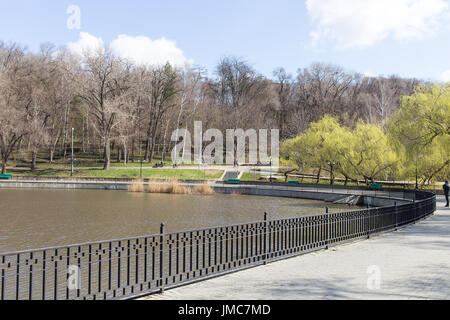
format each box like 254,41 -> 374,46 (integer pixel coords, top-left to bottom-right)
110,35 -> 192,68
306,0 -> 450,48
67,32 -> 105,56
67,33 -> 191,68
442,70 -> 450,82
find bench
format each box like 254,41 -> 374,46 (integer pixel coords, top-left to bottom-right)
0,174 -> 13,180
369,183 -> 383,190
227,179 -> 240,184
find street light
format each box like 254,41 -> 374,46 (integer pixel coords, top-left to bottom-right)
412,158 -> 422,190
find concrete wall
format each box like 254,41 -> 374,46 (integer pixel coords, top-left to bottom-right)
0,180 -> 412,207
213,184 -> 411,206
0,180 -> 130,191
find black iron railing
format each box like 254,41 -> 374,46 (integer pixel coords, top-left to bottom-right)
0,189 -> 436,300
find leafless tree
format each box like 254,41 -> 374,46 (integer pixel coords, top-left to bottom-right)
0,42 -> 29,174
76,50 -> 131,170
142,63 -> 179,163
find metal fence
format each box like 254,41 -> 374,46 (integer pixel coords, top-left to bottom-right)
0,189 -> 436,300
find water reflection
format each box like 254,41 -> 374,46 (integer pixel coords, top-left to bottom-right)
0,188 -> 357,252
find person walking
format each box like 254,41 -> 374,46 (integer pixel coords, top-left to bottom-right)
444,181 -> 449,207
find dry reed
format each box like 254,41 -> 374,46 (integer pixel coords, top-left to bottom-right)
146,179 -> 191,194
192,183 -> 215,195
128,178 -> 145,192
129,179 -> 215,195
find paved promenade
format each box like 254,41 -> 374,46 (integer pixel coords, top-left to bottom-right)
143,196 -> 449,300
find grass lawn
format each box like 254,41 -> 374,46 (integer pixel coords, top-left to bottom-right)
13,168 -> 224,180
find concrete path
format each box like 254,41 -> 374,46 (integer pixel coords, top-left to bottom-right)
143,196 -> 449,300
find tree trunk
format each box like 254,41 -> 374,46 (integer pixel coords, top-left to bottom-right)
144,138 -> 150,162
82,116 -> 85,153
162,121 -> 169,162
103,137 -> 111,170
131,137 -> 135,163
61,102 -> 70,159
1,158 -> 7,174
149,135 -> 156,164
148,118 -> 160,163
123,144 -> 128,165
144,114 -> 154,162
31,149 -> 38,172
117,145 -> 121,163
86,113 -> 90,153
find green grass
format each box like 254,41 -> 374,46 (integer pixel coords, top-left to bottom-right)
2,155 -> 194,170
13,168 -> 224,180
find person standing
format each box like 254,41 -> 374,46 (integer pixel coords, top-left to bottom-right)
444,181 -> 449,207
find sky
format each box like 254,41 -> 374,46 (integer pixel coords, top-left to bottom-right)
1,0 -> 450,81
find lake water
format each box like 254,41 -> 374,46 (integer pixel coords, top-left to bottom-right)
0,188 -> 357,252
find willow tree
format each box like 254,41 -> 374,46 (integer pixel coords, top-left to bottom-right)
388,85 -> 450,184
281,116 -> 356,184
346,123 -> 398,184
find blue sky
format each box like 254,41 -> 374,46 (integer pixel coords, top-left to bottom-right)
1,0 -> 450,81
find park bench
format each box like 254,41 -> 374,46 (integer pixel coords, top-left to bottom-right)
0,174 -> 13,180
227,179 -> 240,184
369,183 -> 383,190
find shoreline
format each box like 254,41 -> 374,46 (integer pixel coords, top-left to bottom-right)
0,179 -> 413,207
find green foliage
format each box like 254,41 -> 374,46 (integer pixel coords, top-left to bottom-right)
283,84 -> 450,185
282,116 -> 358,183
345,122 -> 398,183
282,115 -> 341,171
283,117 -> 399,184
388,84 -> 450,183
389,84 -> 450,150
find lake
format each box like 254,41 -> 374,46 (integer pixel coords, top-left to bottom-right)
0,188 -> 357,252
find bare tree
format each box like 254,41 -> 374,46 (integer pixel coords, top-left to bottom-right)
76,50 -> 131,170
0,42 -> 29,174
143,63 -> 179,163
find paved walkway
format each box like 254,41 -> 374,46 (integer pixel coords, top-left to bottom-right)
143,196 -> 449,300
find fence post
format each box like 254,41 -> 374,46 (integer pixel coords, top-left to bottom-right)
394,202 -> 398,231
413,200 -> 417,224
325,207 -> 329,250
416,200 -> 419,223
264,212 -> 268,265
159,223 -> 165,294
367,207 -> 371,239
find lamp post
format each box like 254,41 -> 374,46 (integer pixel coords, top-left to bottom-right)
413,158 -> 422,190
